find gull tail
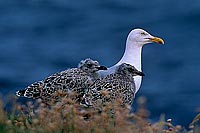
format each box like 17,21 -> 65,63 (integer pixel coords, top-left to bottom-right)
16,81 -> 44,99
16,90 -> 26,97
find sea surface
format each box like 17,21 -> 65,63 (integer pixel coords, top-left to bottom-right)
0,0 -> 200,127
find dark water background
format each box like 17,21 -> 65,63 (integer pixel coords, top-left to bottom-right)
0,0 -> 200,127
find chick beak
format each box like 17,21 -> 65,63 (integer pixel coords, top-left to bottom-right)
97,66 -> 107,70
136,71 -> 145,76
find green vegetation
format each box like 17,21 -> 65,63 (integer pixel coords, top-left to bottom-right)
0,96 -> 199,133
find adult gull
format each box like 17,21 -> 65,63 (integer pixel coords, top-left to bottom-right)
98,29 -> 164,93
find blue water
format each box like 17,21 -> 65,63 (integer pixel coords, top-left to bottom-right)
0,0 -> 200,127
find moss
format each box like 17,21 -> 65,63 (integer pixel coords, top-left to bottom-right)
0,95 -> 199,133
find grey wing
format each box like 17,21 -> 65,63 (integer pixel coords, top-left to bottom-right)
85,74 -> 136,107
84,74 -> 118,107
119,79 -> 135,105
43,68 -> 92,102
111,75 -> 136,105
16,70 -> 63,99
16,69 -> 76,100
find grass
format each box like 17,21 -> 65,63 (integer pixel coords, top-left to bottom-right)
0,95 -> 199,133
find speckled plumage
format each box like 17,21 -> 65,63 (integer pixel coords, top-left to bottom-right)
16,58 -> 107,102
84,63 -> 144,108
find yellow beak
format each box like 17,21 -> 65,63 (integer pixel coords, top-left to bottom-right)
149,37 -> 164,44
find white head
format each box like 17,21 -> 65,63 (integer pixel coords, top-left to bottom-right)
127,28 -> 164,47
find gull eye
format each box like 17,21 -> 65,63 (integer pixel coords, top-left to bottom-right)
140,32 -> 147,36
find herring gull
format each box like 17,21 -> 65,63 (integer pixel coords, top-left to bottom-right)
98,29 -> 164,93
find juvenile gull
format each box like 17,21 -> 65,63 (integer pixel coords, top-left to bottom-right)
16,58 -> 107,102
84,63 -> 144,108
98,29 -> 164,93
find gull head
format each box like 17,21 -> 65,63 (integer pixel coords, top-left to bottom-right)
127,29 -> 164,46
78,58 -> 107,73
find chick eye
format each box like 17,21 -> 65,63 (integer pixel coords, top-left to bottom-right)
87,64 -> 93,68
140,32 -> 146,36
127,68 -> 133,72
